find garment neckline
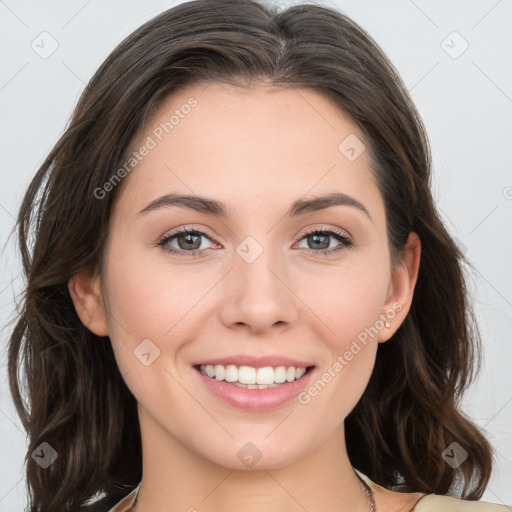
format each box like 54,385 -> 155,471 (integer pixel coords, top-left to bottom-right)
118,473 -> 432,512
356,470 -> 431,511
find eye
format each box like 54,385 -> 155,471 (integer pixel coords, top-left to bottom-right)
157,226 -> 354,257
295,227 -> 353,256
158,228 -> 217,257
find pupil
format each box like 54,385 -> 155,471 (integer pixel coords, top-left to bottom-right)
180,233 -> 200,250
309,234 -> 329,250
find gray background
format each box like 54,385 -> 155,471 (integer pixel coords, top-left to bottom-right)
1,0 -> 511,509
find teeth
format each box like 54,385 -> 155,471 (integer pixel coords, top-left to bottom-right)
239,366 -> 256,384
234,383 -> 281,389
199,364 -> 308,385
275,366 -> 287,383
225,364 -> 238,382
214,365 -> 225,380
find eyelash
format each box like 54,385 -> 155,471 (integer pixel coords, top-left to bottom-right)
157,226 -> 354,258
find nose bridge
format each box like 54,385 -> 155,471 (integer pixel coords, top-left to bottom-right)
236,232 -> 287,300
220,232 -> 297,331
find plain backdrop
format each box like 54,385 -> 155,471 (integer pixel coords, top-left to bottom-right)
0,0 -> 511,510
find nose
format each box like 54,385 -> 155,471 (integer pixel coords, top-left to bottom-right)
218,246 -> 298,335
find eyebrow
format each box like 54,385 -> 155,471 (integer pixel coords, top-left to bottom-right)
138,192 -> 372,221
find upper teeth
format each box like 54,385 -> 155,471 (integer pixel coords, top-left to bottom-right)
199,364 -> 307,385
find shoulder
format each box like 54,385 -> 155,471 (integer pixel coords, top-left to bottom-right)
412,494 -> 511,511
78,485 -> 140,512
105,485 -> 139,512
356,470 -> 511,512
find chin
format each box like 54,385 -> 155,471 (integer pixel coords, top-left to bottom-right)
197,436 -> 312,472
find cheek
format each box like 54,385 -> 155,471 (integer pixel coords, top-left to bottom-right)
103,243 -> 201,339
101,243 -> 226,394
99,241 -> 185,379
297,265 -> 386,420
300,257 -> 390,344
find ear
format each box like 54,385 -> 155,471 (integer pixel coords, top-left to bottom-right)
68,269 -> 109,337
379,232 -> 421,343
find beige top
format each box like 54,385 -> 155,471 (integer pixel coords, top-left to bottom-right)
107,473 -> 512,511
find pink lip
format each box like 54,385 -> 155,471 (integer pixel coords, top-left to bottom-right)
193,366 -> 316,411
192,354 -> 314,368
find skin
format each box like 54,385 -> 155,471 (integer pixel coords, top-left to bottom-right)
69,82 -> 422,512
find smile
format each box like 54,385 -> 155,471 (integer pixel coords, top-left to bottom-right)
197,364 -> 309,388
193,364 -> 316,411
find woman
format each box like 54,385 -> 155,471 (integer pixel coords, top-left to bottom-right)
7,0 -> 510,511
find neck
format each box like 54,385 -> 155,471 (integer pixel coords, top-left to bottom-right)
133,406 -> 372,512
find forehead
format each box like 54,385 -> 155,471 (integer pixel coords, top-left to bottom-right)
113,82 -> 382,221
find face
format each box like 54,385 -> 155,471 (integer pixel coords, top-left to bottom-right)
72,81 -> 418,470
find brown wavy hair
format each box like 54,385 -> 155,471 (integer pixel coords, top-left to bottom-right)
7,0 -> 494,510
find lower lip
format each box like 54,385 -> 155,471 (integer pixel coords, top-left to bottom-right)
194,366 -> 315,411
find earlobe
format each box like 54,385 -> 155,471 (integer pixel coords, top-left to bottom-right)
68,269 -> 109,337
379,232 -> 421,343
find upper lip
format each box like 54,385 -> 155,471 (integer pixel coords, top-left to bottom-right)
193,354 -> 315,369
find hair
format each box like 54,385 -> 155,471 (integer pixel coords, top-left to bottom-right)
6,0 -> 494,510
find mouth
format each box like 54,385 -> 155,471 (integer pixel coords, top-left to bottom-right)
192,363 -> 316,411
193,364 -> 315,389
